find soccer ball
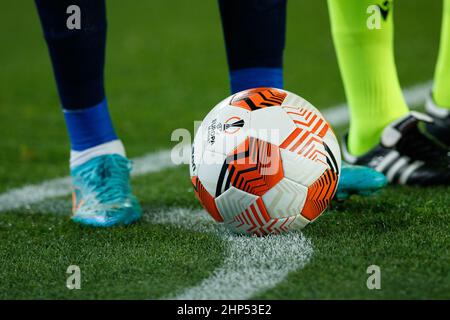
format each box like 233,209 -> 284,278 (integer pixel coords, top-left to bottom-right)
190,88 -> 341,236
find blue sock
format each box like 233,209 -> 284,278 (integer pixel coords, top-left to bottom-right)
64,98 -> 117,151
230,67 -> 284,94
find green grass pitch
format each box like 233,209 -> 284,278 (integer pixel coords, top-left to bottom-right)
0,0 -> 449,299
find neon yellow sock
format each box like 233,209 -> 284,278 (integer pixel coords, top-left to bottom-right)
327,0 -> 409,156
433,0 -> 450,109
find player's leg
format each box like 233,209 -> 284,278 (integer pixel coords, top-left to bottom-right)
427,0 -> 450,147
218,0 -> 285,93
35,0 -> 141,226
328,0 -> 409,156
328,0 -> 450,185
218,0 -> 386,199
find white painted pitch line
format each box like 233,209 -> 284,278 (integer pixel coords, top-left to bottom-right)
0,81 -> 432,212
0,149 -> 176,212
0,177 -> 72,213
13,201 -> 314,300
171,233 -> 313,300
0,82 -> 430,300
321,80 -> 432,127
146,207 -> 313,300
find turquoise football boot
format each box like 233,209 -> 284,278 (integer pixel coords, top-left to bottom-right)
335,162 -> 388,201
70,154 -> 141,227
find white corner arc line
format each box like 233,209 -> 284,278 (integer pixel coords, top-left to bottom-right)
146,207 -> 313,300
321,80 -> 432,127
16,201 -> 314,300
0,150 -> 176,212
0,81 -> 432,212
0,82 -> 431,300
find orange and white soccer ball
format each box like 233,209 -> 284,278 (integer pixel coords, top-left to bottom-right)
190,88 -> 341,236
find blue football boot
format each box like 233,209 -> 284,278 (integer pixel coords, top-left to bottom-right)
71,154 -> 141,227
335,162 -> 388,201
